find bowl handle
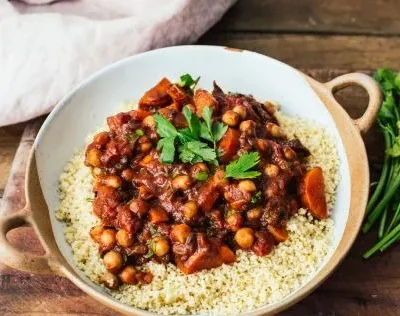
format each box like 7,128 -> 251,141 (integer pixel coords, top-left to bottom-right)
0,206 -> 55,274
324,73 -> 382,134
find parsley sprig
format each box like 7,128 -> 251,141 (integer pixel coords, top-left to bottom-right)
178,74 -> 200,92
225,151 -> 261,179
154,106 -> 227,164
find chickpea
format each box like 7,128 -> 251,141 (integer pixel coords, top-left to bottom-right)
255,139 -> 269,152
151,237 -> 170,257
100,271 -> 120,290
233,105 -> 247,120
121,168 -> 135,182
142,115 -> 156,128
172,175 -> 192,191
247,208 -> 262,221
222,110 -> 240,127
234,227 -> 255,249
264,100 -> 279,114
119,265 -> 138,285
266,123 -> 285,138
182,201 -> 198,219
103,250 -> 123,273
278,160 -> 290,170
93,132 -> 109,146
283,147 -> 296,160
213,169 -> 229,186
100,229 -> 117,251
116,229 -> 133,247
239,120 -> 256,136
238,180 -> 257,192
90,225 -> 104,243
139,142 -> 153,153
86,148 -> 102,167
264,164 -> 279,177
190,162 -> 209,179
171,223 -> 191,243
103,175 -> 122,188
129,199 -> 150,217
226,213 -> 243,232
93,167 -> 102,176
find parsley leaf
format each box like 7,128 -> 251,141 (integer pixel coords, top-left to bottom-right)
136,129 -> 144,136
183,106 -> 200,139
179,74 -> 200,90
154,114 -> 178,138
199,123 -> 213,142
200,107 -> 228,149
125,131 -> 140,143
225,151 -> 262,179
213,122 -> 228,142
154,84 -> 227,165
157,137 -> 176,163
179,141 -> 217,164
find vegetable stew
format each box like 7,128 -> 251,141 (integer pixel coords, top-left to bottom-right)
84,75 -> 328,288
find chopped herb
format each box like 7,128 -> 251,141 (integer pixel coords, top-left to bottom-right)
200,107 -> 228,151
144,250 -> 154,259
178,74 -> 200,91
86,197 -> 94,203
179,141 -> 217,164
225,151 -> 262,179
183,106 -> 200,139
195,171 -> 209,181
251,191 -> 262,204
154,104 -> 227,164
125,131 -> 140,142
156,137 -> 176,164
135,129 -> 144,136
148,223 -> 161,237
153,114 -> 178,138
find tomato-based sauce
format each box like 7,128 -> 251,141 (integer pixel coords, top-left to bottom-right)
85,76 -> 327,288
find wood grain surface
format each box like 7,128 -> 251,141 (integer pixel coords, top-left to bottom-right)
0,0 -> 399,315
215,0 -> 400,35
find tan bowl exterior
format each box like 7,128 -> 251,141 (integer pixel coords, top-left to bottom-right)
0,71 -> 382,315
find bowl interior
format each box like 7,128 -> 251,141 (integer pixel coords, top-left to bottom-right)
34,45 -> 351,312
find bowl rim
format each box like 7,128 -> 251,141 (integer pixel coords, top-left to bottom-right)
0,45 -> 381,315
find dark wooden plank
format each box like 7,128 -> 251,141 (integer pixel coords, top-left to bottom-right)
0,122 -> 27,199
219,0 -> 400,35
199,33 -> 400,70
0,69 -> 388,315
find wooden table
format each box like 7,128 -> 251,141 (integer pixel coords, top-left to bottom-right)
1,1 -> 399,315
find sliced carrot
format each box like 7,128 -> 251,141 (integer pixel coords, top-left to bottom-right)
299,167 -> 328,219
176,250 -> 223,274
167,84 -> 189,107
128,109 -> 151,121
148,206 -> 169,224
139,78 -> 172,108
217,128 -> 240,163
219,245 -> 236,264
193,89 -> 218,117
267,225 -> 288,243
198,179 -> 220,212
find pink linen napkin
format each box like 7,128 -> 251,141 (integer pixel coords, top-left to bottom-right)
0,0 -> 236,127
